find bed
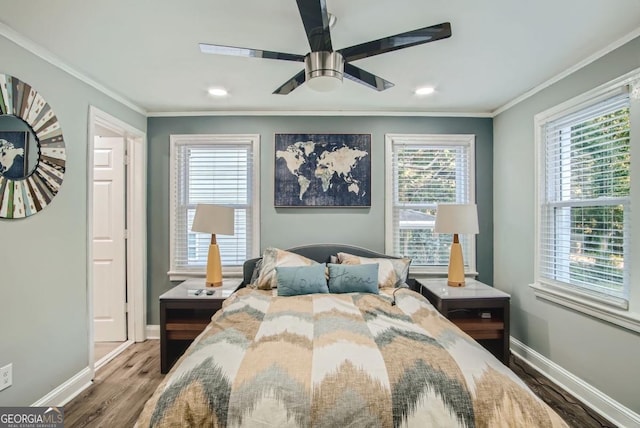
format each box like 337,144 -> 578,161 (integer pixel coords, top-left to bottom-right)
136,244 -> 567,427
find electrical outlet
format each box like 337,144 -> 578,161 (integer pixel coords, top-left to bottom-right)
0,364 -> 12,391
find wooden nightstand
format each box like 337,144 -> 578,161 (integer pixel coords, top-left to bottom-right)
412,278 -> 511,365
159,278 -> 241,373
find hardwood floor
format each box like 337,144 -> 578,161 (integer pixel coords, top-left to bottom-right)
94,341 -> 124,362
64,340 -> 164,428
64,341 -> 616,427
510,355 -> 616,428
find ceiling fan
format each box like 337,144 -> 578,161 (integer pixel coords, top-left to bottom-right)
199,0 -> 451,95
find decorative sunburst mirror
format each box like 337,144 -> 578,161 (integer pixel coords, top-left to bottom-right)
0,74 -> 66,219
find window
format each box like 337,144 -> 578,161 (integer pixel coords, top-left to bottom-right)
385,134 -> 476,273
169,134 -> 260,279
536,86 -> 631,309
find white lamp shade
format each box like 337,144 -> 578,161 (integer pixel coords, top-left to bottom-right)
191,204 -> 235,235
434,204 -> 479,234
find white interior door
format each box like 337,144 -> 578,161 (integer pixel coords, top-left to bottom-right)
93,136 -> 127,342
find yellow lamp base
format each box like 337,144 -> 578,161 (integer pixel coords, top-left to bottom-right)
447,236 -> 466,287
205,243 -> 223,287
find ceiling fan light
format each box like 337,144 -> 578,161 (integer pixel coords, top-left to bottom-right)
208,88 -> 228,97
304,51 -> 344,92
415,86 -> 435,96
307,75 -> 343,92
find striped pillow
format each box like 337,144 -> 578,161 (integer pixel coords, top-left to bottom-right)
253,248 -> 318,290
336,252 -> 410,288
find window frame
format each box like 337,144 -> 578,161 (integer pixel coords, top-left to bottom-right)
168,134 -> 260,280
384,133 -> 477,275
532,69 -> 640,333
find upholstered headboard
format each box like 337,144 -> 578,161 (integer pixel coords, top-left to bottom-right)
241,243 -> 402,285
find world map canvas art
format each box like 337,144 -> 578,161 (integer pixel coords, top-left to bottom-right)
275,133 -> 371,207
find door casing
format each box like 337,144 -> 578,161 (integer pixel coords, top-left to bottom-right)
87,106 -> 146,375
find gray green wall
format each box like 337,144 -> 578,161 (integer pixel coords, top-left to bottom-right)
4,12 -> 638,414
0,35 -> 146,405
147,115 -> 493,324
493,35 -> 640,412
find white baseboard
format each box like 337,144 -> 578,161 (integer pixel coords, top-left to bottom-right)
31,367 -> 93,407
511,337 -> 640,427
94,340 -> 134,372
146,324 -> 160,340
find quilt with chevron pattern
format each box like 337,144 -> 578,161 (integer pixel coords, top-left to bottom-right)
136,287 -> 567,427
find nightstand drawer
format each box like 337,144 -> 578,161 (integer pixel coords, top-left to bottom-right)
165,318 -> 213,340
159,278 -> 241,373
166,330 -> 206,340
165,319 -> 212,331
450,318 -> 504,340
412,277 -> 511,364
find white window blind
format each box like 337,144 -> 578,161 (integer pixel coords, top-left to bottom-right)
540,91 -> 630,305
170,135 -> 259,277
386,135 -> 475,269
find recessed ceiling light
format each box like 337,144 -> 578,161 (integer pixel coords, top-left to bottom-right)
415,86 -> 435,96
208,88 -> 228,97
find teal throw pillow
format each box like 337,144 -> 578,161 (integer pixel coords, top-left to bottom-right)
328,263 -> 379,294
276,264 -> 328,296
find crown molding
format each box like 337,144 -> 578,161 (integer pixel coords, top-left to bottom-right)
0,21 -> 147,116
4,18 -> 637,120
147,110 -> 493,118
492,27 -> 640,116
0,21 -> 490,120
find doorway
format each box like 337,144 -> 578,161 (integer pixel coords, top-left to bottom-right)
87,107 -> 146,374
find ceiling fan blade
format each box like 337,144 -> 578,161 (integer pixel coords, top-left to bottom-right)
273,70 -> 307,95
343,63 -> 394,91
199,43 -> 304,62
338,22 -> 451,62
296,0 -> 333,52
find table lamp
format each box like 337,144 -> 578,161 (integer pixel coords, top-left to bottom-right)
434,203 -> 479,287
191,204 -> 235,287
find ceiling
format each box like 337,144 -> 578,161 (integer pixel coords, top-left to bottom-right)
1,0 -> 639,114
